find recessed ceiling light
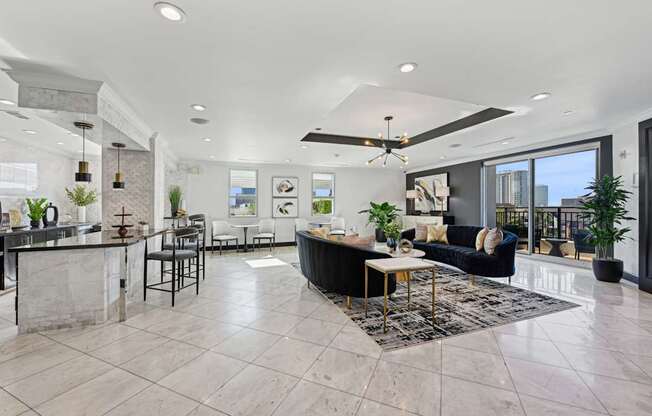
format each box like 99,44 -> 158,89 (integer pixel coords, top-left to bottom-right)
191,104 -> 206,111
56,141 -> 65,145
190,117 -> 209,125
22,129 -> 37,135
68,132 -> 79,137
314,127 -> 322,131
530,92 -> 551,101
285,159 -> 291,163
202,138 -> 211,142
398,62 -> 418,73
209,155 -> 215,159
154,2 -> 186,22
501,141 -> 510,145
440,156 -> 446,160
300,144 -> 308,149
0,138 -> 7,142
0,98 -> 16,106
563,110 -> 574,116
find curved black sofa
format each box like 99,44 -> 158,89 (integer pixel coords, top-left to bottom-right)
296,230 -> 397,298
402,225 -> 518,281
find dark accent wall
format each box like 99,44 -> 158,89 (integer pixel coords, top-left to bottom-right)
406,160 -> 482,225
406,135 -> 613,227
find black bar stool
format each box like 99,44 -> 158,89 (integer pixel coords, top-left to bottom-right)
188,214 -> 206,281
144,227 -> 200,307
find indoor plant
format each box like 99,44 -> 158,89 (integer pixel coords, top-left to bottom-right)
580,175 -> 634,282
358,201 -> 402,242
168,185 -> 182,217
383,221 -> 402,252
25,197 -> 48,229
65,185 -> 98,223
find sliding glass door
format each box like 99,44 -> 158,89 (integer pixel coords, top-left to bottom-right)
482,144 -> 599,263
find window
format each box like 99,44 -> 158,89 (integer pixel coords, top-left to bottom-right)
229,169 -> 257,217
0,163 -> 38,194
312,173 -> 334,215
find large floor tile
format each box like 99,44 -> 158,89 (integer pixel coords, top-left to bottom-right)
59,324 -> 140,352
519,394 -> 608,416
123,308 -> 181,330
187,405 -> 228,416
442,345 -> 513,390
443,329 -> 501,355
0,388 -> 28,416
495,333 -> 570,368
0,342 -> 81,386
120,339 -> 204,382
248,311 -> 304,335
90,331 -> 168,365
441,376 -> 524,416
211,328 -> 280,362
356,399 -> 418,415
272,380 -> 360,416
158,351 -> 246,402
506,357 -> 606,413
329,326 -> 382,359
275,299 -> 322,317
309,303 -> 351,325
493,319 -> 550,340
5,355 -> 112,407
254,337 -> 324,377
579,371 -> 652,416
35,368 -> 150,416
205,364 -> 298,416
0,334 -> 54,363
365,360 -> 440,416
286,318 -> 343,346
105,384 -> 198,416
381,341 -> 441,373
304,348 -> 377,396
557,343 -> 652,384
537,322 -> 611,349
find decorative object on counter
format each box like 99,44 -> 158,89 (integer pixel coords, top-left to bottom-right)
65,184 -> 98,223
399,238 -> 413,254
42,203 -> 59,227
112,142 -> 126,190
0,213 -> 9,231
9,209 -> 22,229
168,185 -> 182,217
383,221 -> 401,252
112,206 -> 134,238
60,213 -> 73,224
272,176 -> 298,197
358,201 -> 402,242
25,198 -> 48,229
414,172 -> 448,213
73,121 -> 94,182
580,175 -> 634,283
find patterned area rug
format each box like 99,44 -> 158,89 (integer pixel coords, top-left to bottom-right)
295,263 -> 579,351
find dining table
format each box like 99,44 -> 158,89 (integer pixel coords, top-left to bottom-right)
230,223 -> 259,252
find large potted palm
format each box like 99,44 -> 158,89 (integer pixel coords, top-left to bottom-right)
580,175 -> 634,282
358,201 -> 402,242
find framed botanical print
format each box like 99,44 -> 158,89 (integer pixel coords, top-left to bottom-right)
272,197 -> 298,218
272,176 -> 298,197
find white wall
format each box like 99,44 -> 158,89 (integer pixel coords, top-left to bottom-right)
167,161 -> 405,244
0,139 -> 102,224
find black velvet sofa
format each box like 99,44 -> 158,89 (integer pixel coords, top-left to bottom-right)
402,225 -> 518,282
296,230 -> 397,298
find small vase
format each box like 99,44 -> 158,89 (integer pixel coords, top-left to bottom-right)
30,219 -> 40,229
386,238 -> 397,252
171,205 -> 178,218
77,206 -> 87,223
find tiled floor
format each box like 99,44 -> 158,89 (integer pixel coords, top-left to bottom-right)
1,248 -> 652,415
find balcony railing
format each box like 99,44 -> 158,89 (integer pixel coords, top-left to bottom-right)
496,206 -> 590,242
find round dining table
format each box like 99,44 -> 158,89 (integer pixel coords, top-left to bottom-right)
230,223 -> 259,252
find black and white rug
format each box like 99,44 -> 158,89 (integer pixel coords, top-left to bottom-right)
296,263 -> 579,351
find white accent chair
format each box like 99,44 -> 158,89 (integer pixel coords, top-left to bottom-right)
211,220 -> 238,255
253,218 -> 276,251
329,217 -> 346,236
294,218 -> 309,242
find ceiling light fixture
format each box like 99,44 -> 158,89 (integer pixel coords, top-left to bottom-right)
22,129 -> 37,135
190,104 -> 206,111
366,116 -> 409,167
563,110 -> 574,116
202,138 -> 211,142
398,62 -> 418,73
530,92 -> 551,101
154,2 -> 186,22
74,121 -> 93,182
112,142 -> 126,190
300,144 -> 308,149
57,141 -> 64,145
0,98 -> 16,106
209,155 -> 215,159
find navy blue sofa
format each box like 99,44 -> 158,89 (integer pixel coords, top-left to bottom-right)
402,225 -> 518,282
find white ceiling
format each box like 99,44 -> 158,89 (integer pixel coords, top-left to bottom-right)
1,0 -> 652,170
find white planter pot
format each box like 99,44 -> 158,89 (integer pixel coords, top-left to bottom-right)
77,206 -> 86,223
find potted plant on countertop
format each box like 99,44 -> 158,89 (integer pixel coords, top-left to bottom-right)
358,201 -> 402,242
383,221 -> 402,252
65,185 -> 98,223
168,185 -> 183,218
580,175 -> 634,282
25,198 -> 48,229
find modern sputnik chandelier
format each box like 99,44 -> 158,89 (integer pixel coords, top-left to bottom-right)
366,115 -> 408,167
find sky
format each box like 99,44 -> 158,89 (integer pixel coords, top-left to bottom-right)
496,150 -> 597,206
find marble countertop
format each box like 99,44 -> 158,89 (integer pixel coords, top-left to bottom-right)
9,229 -> 167,252
0,223 -> 96,237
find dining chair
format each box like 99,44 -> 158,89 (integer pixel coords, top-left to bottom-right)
253,218 -> 275,251
211,220 -> 239,255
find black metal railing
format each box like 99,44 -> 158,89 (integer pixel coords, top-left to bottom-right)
496,206 -> 590,243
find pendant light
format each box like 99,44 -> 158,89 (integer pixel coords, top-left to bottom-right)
112,142 -> 126,190
74,121 -> 94,182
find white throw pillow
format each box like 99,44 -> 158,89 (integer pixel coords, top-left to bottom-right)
483,228 -> 503,255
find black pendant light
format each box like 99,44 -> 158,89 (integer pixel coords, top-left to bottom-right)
74,121 -> 93,182
112,142 -> 126,190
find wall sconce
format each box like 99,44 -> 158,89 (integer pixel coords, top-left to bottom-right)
435,186 -> 450,217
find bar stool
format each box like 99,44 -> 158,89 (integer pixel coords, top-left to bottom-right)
188,214 -> 206,281
253,218 -> 275,251
144,227 -> 200,307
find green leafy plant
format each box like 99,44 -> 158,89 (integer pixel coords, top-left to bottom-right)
169,185 -> 182,211
580,175 -> 634,259
383,221 -> 402,241
358,201 -> 402,230
65,185 -> 98,207
25,198 -> 48,221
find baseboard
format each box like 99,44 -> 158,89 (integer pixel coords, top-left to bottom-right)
207,241 -> 297,252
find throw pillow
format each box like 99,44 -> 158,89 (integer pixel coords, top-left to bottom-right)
426,224 -> 448,244
414,223 -> 428,241
483,228 -> 504,255
308,227 -> 329,239
475,227 -> 489,251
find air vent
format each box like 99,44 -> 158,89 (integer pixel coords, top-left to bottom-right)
190,117 -> 210,125
2,110 -> 29,120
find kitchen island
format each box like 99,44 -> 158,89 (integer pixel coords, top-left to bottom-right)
9,229 -> 165,334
